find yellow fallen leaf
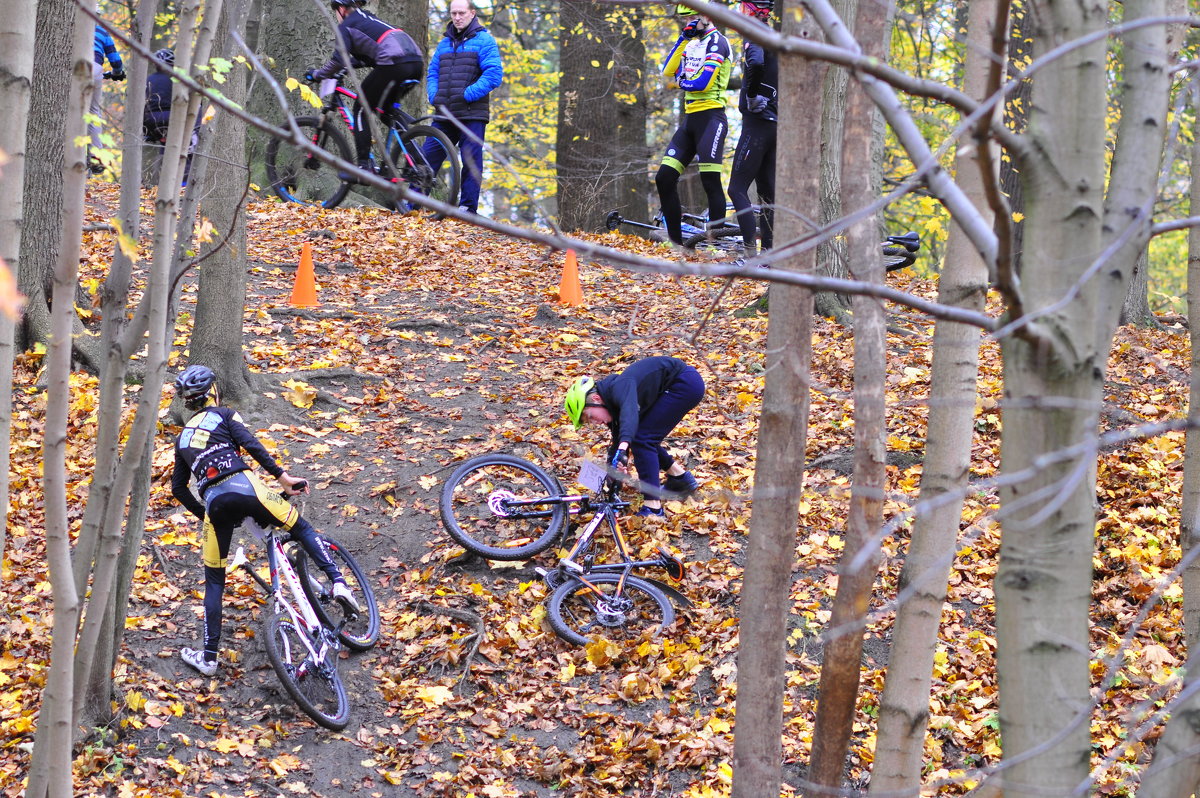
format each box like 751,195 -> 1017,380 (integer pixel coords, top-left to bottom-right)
415,685 -> 453,706
282,379 -> 317,409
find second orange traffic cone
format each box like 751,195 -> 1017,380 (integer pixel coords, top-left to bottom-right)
290,242 -> 320,307
558,249 -> 583,306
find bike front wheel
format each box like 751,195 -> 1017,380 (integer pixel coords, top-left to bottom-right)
386,124 -> 461,219
265,116 -> 352,209
262,607 -> 351,730
296,536 -> 381,652
439,453 -> 566,560
546,573 -> 676,646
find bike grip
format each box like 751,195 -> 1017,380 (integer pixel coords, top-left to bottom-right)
293,479 -> 308,492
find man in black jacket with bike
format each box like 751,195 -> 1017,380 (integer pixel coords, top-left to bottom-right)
307,0 -> 424,181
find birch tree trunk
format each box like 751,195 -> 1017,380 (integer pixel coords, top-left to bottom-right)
995,0 -> 1169,793
1136,79 -> 1200,798
75,0 -> 163,730
0,0 -> 36,576
808,0 -> 888,790
730,2 -> 823,794
70,0 -> 215,727
23,0 -> 94,792
869,1 -> 1000,792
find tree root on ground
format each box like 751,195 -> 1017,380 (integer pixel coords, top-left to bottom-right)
416,600 -> 484,688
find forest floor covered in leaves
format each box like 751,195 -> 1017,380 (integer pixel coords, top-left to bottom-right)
1,184 -> 1194,797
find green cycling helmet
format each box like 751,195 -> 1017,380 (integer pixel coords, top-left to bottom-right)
564,376 -> 595,428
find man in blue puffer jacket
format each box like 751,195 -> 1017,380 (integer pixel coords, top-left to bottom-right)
422,0 -> 503,214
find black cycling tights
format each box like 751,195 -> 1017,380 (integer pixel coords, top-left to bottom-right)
353,62 -> 422,163
202,491 -> 341,659
655,168 -> 727,245
727,114 -> 776,253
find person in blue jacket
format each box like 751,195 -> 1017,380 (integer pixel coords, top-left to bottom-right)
422,0 -> 504,214
727,0 -> 779,260
90,24 -> 125,174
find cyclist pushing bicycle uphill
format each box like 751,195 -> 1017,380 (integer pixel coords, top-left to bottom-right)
171,365 -> 359,677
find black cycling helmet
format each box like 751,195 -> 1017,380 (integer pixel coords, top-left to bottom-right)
742,0 -> 774,7
175,365 -> 216,405
154,48 -> 175,66
330,0 -> 364,7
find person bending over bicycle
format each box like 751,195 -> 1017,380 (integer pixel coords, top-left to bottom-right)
305,0 -> 424,181
727,0 -> 778,261
565,356 -> 705,517
171,366 -> 358,676
656,5 -> 732,245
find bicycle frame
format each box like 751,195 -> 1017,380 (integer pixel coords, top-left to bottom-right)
318,79 -> 432,174
509,478 -> 690,607
230,526 -> 336,663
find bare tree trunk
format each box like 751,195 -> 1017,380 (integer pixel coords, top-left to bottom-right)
869,2 -> 1001,792
812,0 -> 854,322
16,0 -> 72,355
808,0 -> 887,790
1137,79 -> 1200,798
1120,0 -> 1187,329
730,3 -> 824,795
0,0 -> 36,577
556,1 -> 648,233
23,0 -> 94,793
75,0 -> 164,730
189,0 -> 256,408
995,0 -> 1169,794
71,0 -> 216,728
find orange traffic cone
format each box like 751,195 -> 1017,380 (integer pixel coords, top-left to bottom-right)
290,242 -> 319,307
558,249 -> 583,306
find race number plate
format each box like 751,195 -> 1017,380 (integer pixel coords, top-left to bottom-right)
577,460 -> 607,493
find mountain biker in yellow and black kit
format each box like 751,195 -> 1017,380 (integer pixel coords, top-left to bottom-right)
656,5 -> 733,246
170,365 -> 358,677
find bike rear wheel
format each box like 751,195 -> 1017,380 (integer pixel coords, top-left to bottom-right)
386,124 -> 461,219
296,536 -> 381,652
439,453 -> 566,560
546,573 -> 675,646
684,225 -> 743,252
262,606 -> 350,730
265,115 -> 352,208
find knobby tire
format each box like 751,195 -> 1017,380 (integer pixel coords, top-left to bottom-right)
386,124 -> 461,219
296,536 -> 381,652
265,116 -> 352,209
262,607 -> 350,730
546,572 -> 675,646
439,453 -> 566,560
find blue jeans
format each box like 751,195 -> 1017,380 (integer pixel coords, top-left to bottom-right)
630,366 -> 705,497
422,119 -> 487,213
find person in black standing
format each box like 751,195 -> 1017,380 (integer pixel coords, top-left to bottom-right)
727,0 -> 778,261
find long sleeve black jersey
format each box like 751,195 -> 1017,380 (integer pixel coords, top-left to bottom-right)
171,406 -> 284,519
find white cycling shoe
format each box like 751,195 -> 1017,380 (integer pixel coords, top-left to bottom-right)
332,582 -> 362,612
181,646 -> 218,677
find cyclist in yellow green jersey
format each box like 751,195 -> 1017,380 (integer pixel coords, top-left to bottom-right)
655,5 -> 733,245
